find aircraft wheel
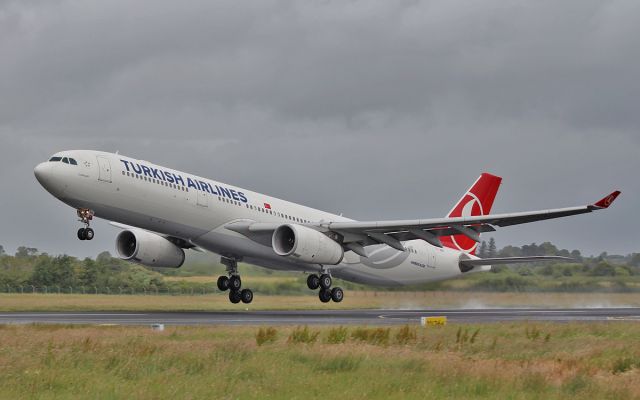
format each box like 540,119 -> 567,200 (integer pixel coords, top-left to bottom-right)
228,275 -> 242,291
240,289 -> 253,304
319,289 -> 332,303
319,274 -> 332,290
307,274 -> 320,290
77,228 -> 86,240
229,290 -> 242,304
217,276 -> 229,291
84,228 -> 94,241
331,287 -> 344,303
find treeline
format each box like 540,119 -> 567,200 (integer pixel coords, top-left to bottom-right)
0,247 -> 178,291
2,241 -> 640,293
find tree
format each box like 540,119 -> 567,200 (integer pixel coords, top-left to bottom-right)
15,246 -> 38,258
31,255 -> 76,287
488,238 -> 497,258
478,241 -> 488,258
0,245 -> 4,256
570,250 -> 583,262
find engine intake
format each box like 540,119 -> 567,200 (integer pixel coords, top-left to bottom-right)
272,224 -> 344,265
116,229 -> 185,268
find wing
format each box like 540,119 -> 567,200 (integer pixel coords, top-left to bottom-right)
224,190 -> 620,258
319,191 -> 621,255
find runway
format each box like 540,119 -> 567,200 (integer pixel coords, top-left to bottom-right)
1,308 -> 639,326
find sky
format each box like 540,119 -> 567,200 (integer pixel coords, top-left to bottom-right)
0,0 -> 638,259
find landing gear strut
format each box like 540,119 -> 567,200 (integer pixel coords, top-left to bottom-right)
307,270 -> 343,303
76,208 -> 95,241
217,257 -> 253,304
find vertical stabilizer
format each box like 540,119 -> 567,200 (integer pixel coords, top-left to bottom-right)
440,173 -> 502,254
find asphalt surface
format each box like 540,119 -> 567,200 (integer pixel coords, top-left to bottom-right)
1,308 -> 639,326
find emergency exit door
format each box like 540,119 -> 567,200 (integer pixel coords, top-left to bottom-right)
97,156 -> 112,183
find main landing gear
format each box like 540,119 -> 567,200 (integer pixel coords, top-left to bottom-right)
307,272 -> 343,303
76,208 -> 95,241
217,257 -> 253,304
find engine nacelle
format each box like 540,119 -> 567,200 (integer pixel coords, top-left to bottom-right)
115,229 -> 185,268
272,224 -> 344,265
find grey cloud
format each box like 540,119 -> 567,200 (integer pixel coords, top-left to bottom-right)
0,0 -> 638,258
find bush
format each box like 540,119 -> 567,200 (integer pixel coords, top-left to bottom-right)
395,325 -> 417,345
351,327 -> 390,346
255,327 -> 278,346
612,357 -> 640,374
288,326 -> 319,344
325,326 -> 348,344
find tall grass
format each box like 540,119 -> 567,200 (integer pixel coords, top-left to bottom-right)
0,323 -> 639,399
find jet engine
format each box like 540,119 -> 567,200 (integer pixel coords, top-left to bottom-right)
116,229 -> 185,268
272,224 -> 344,265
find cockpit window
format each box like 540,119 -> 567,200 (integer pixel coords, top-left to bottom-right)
49,157 -> 62,162
62,157 -> 69,164
69,158 -> 77,165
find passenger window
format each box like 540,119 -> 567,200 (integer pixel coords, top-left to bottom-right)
62,157 -> 69,164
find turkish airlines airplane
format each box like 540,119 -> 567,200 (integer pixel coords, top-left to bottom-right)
34,150 -> 620,304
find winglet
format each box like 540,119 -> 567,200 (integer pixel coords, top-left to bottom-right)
592,191 -> 621,209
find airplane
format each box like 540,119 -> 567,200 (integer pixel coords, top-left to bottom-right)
34,150 -> 620,304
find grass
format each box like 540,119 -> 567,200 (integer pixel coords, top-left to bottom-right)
0,322 -> 639,399
2,291 -> 640,312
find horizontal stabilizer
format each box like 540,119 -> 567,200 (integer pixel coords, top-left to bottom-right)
460,256 -> 573,267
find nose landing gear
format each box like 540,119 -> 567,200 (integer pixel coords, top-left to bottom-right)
76,208 -> 95,241
217,257 -> 253,304
307,271 -> 343,303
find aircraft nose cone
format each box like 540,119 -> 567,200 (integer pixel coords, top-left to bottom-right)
34,162 -> 52,186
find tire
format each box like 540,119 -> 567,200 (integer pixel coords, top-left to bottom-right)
319,288 -> 332,303
229,290 -> 241,304
217,276 -> 229,291
240,289 -> 253,304
77,228 -> 86,240
307,274 -> 320,290
319,274 -> 332,290
228,275 -> 242,291
84,228 -> 94,240
331,287 -> 344,303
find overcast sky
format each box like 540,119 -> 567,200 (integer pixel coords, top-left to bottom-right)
0,0 -> 638,259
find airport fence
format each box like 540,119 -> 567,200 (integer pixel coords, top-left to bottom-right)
0,284 -> 220,296
0,284 -> 435,297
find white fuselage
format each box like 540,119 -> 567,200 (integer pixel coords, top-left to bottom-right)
35,150 -> 480,286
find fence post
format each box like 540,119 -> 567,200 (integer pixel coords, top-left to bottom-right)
94,286 -> 98,295
57,286 -> 61,294
5,284 -> 9,293
31,285 -> 35,294
69,287 -> 73,294
44,286 -> 48,294
20,286 -> 23,294
106,287 -> 110,295
81,286 -> 85,294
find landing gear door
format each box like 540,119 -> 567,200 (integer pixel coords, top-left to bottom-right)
97,156 -> 112,183
427,247 -> 437,268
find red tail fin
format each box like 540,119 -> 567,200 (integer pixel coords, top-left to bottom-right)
440,173 -> 502,255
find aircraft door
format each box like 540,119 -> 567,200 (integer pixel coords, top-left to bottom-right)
197,190 -> 209,207
97,156 -> 112,183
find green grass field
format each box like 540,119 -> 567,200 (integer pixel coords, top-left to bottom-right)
2,291 -> 640,312
0,323 -> 639,399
